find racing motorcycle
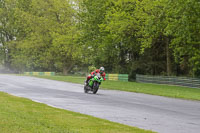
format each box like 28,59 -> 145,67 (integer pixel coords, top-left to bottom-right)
84,73 -> 103,94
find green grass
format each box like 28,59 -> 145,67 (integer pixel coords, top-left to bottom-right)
0,92 -> 153,133
33,75 -> 200,101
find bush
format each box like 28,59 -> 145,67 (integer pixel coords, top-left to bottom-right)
88,66 -> 96,73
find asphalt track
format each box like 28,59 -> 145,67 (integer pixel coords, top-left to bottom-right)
0,75 -> 199,133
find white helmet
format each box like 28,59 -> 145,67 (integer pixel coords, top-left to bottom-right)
100,67 -> 105,73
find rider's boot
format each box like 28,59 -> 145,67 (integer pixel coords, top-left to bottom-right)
85,79 -> 89,86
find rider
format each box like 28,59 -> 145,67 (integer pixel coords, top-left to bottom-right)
86,67 -> 106,85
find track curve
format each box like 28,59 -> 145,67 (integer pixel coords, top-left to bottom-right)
0,75 -> 199,133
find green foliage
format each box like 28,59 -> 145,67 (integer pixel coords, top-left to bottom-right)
88,65 -> 96,73
99,0 -> 139,73
167,0 -> 200,75
0,0 -> 81,73
0,0 -> 199,77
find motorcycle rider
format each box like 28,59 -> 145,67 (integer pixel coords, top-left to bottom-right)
85,67 -> 106,85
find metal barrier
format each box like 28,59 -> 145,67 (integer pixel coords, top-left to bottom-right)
136,74 -> 200,88
24,72 -> 55,76
106,74 -> 128,82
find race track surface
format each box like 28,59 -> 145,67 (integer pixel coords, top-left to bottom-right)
0,75 -> 199,133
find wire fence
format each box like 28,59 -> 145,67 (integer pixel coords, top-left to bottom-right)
136,74 -> 200,89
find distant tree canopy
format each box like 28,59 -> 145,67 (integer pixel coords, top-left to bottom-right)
0,0 -> 199,77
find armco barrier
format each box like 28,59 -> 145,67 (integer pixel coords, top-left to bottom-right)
109,74 -> 119,81
44,72 -> 55,76
136,74 -> 200,88
118,74 -> 129,81
24,72 -> 55,76
107,74 -> 128,82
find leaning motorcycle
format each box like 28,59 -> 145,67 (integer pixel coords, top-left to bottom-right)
84,73 -> 103,94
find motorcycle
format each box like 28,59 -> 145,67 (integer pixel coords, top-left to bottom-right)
84,73 -> 103,94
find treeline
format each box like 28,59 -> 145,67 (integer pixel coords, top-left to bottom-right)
0,0 -> 200,78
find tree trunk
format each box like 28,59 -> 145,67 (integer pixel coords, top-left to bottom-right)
166,37 -> 172,76
63,63 -> 74,75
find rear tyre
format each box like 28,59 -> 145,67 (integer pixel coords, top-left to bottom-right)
84,85 -> 88,93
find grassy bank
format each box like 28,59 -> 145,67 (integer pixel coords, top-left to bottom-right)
34,75 -> 200,101
0,92 -> 153,133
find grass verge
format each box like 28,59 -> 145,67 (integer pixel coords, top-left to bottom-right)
0,92 -> 153,133
33,75 -> 200,101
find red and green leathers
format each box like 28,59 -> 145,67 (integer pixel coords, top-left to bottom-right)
87,69 -> 106,83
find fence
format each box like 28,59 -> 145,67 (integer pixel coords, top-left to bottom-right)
106,74 -> 128,82
24,72 -> 55,76
136,74 -> 200,88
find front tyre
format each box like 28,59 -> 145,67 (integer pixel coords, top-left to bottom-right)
93,82 -> 99,94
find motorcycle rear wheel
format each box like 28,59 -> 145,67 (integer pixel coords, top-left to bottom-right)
84,85 -> 89,93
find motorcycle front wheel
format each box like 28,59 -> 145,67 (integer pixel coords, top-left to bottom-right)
93,82 -> 99,94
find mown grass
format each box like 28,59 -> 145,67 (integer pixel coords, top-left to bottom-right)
0,92 -> 153,133
34,75 -> 200,101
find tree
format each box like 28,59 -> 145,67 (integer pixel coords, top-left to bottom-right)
135,0 -> 175,75
0,0 -> 18,68
1,0 -> 199,77
99,0 -> 140,73
166,0 -> 200,76
1,0 -> 81,73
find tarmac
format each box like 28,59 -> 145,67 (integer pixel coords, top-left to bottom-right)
0,74 -> 199,133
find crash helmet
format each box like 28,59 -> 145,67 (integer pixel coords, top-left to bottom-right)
99,67 -> 105,74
